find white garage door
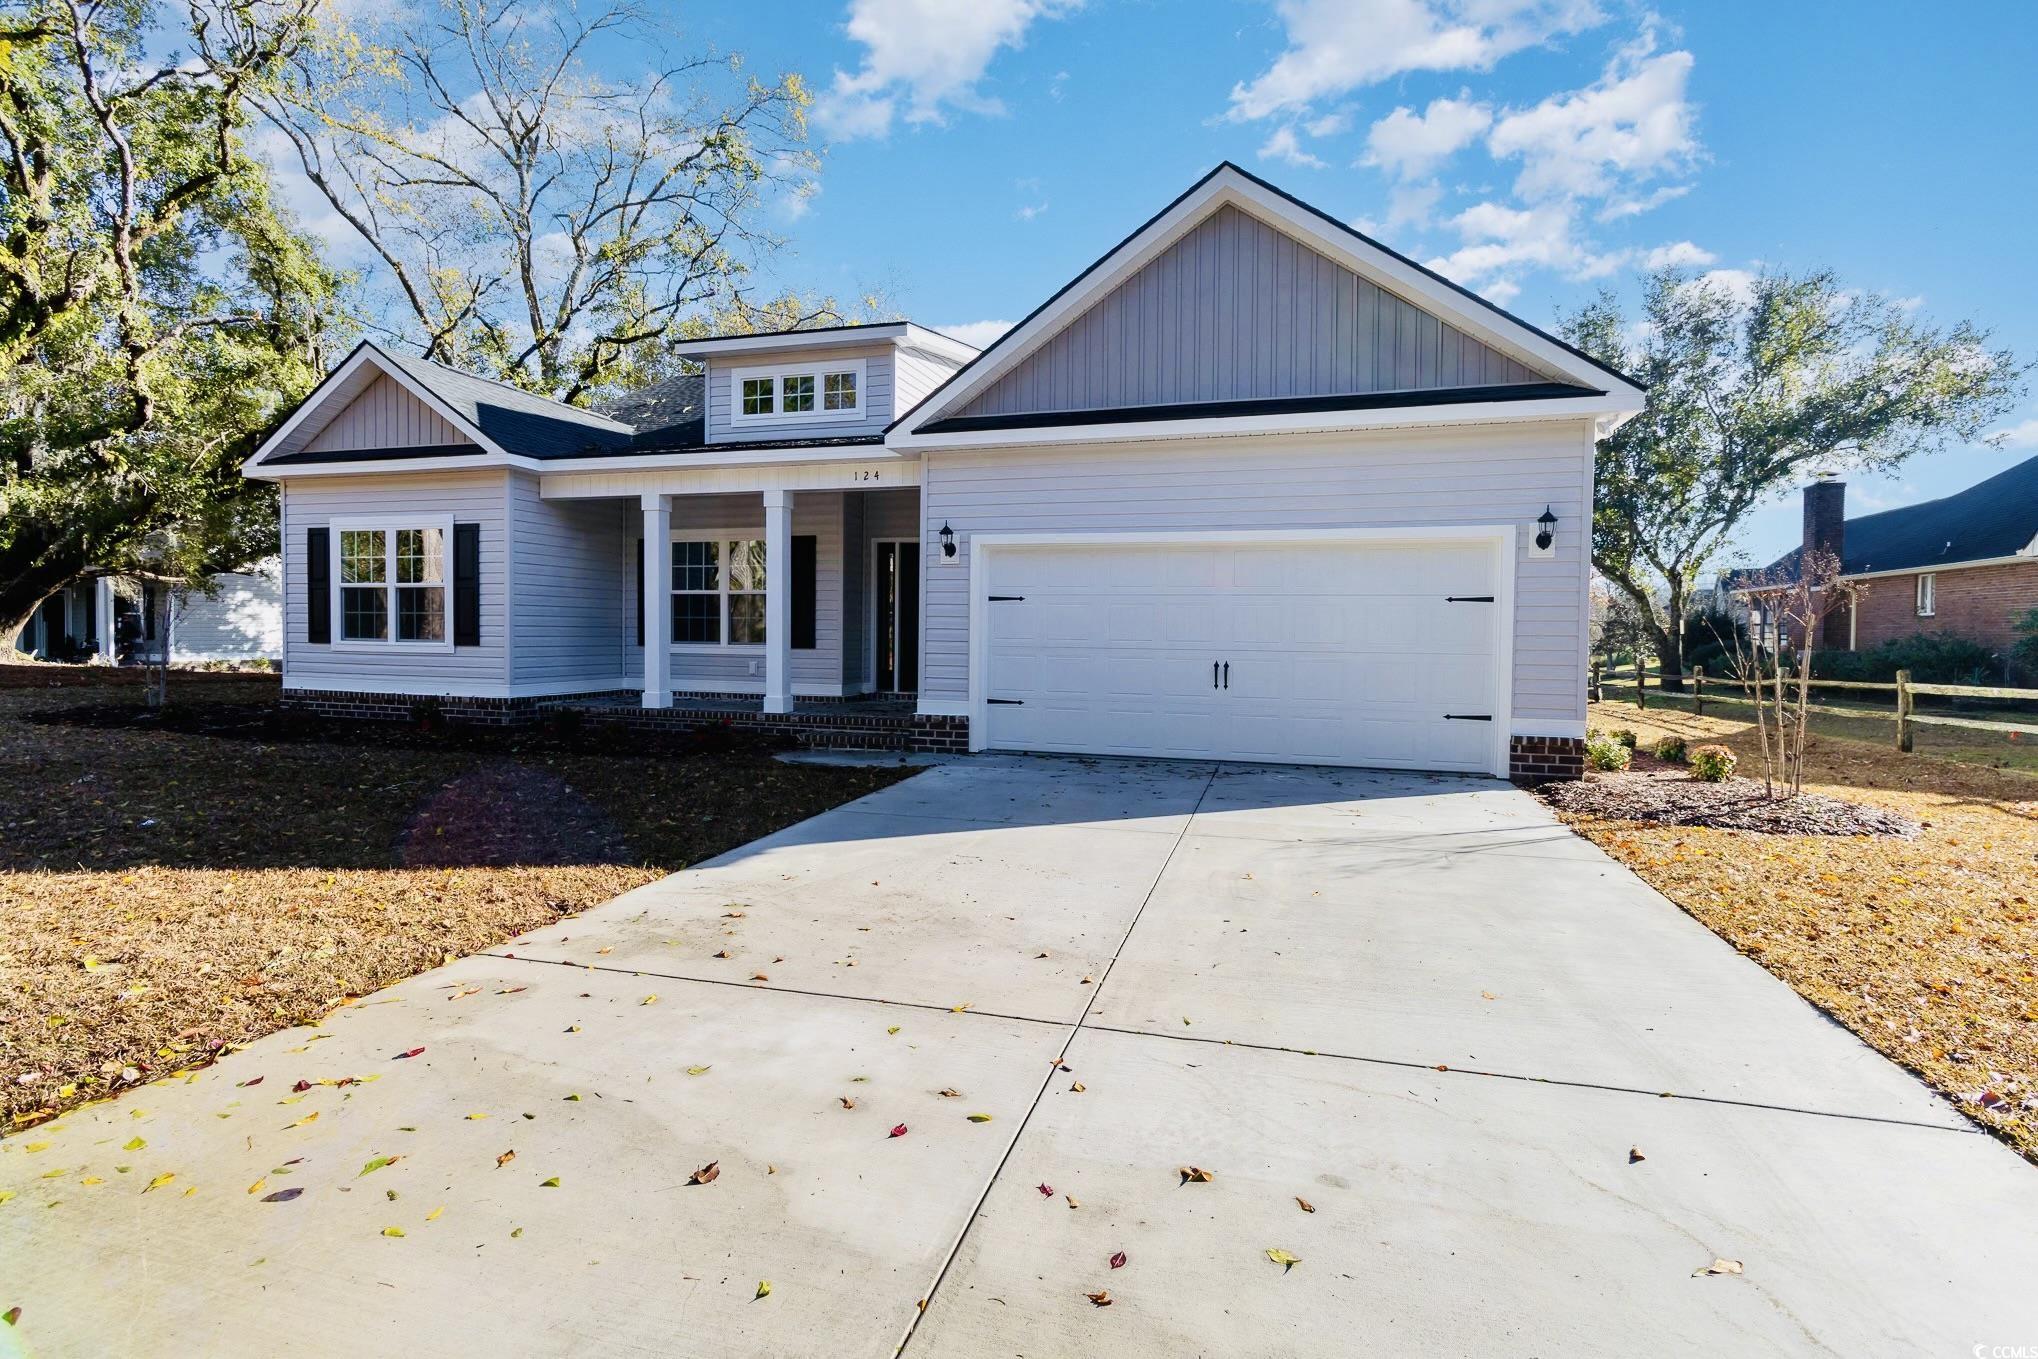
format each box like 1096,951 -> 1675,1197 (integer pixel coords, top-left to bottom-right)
980,536 -> 1505,773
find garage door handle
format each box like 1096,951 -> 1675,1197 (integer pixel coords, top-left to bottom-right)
989,595 -> 1025,602
1212,661 -> 1219,690
987,697 -> 1023,706
1222,662 -> 1229,689
1443,713 -> 1493,721
1445,595 -> 1495,603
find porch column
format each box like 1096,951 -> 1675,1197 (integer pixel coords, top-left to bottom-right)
641,492 -> 671,709
93,577 -> 116,661
763,488 -> 793,714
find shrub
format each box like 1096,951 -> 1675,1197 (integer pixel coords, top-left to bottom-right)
1585,729 -> 1632,772
1812,631 -> 1998,685
1652,735 -> 1688,763
1610,728 -> 1639,750
1688,744 -> 1737,781
2013,608 -> 2038,683
1682,608 -> 1747,679
408,695 -> 446,734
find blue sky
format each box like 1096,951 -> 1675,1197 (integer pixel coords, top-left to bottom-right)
310,1 -> 2038,569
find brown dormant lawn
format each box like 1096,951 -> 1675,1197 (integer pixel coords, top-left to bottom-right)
0,672 -> 913,1130
1568,699 -> 2038,1162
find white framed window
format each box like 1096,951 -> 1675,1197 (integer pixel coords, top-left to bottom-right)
727,357 -> 866,427
671,534 -> 767,647
330,517 -> 453,649
1915,572 -> 1936,617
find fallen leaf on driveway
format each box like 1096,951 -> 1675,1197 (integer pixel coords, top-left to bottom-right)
840,1096 -> 857,1110
1265,1248 -> 1301,1271
713,950 -> 731,959
4,1307 -> 20,1326
1693,1258 -> 1743,1277
886,1026 -> 900,1035
640,995 -> 657,1005
750,973 -> 769,982
687,1161 -> 720,1185
966,1113 -> 993,1123
358,1156 -> 401,1177
686,1065 -> 711,1077
143,1173 -> 175,1194
427,1205 -> 444,1221
938,1088 -> 961,1098
1109,1251 -> 1126,1269
1066,1195 -> 1080,1209
1086,1290 -> 1112,1307
1036,1183 -> 1054,1197
1629,1147 -> 1646,1164
1296,1197 -> 1315,1213
393,1047 -> 425,1060
755,1280 -> 772,1300
237,1076 -> 264,1088
466,1113 -> 489,1121
1179,1167 -> 1212,1184
123,1137 -> 145,1151
261,1188 -> 303,1203
539,1177 -> 560,1188
889,1125 -> 908,1139
1070,1082 -> 1085,1093
496,1150 -> 516,1169
382,1226 -> 405,1238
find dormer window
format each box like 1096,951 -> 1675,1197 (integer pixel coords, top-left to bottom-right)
729,358 -> 866,427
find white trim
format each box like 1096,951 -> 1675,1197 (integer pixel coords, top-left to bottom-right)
729,357 -> 868,430
1915,571 -> 1936,617
915,698 -> 971,718
328,515 -> 456,652
894,166 -> 1642,441
283,676 -> 634,700
1511,719 -> 1586,740
670,323 -> 976,365
965,525 -> 1517,778
888,395 -> 1630,452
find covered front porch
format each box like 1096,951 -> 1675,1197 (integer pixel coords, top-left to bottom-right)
531,458 -> 929,716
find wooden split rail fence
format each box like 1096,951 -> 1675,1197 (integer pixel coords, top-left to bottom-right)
1588,659 -> 2038,752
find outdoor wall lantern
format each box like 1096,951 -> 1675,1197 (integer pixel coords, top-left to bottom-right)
939,522 -> 957,558
1534,506 -> 1558,552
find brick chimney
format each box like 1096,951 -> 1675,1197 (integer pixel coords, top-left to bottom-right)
1802,477 -> 1846,569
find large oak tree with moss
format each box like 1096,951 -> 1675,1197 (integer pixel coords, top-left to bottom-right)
1560,269 -> 2026,688
0,0 -> 340,649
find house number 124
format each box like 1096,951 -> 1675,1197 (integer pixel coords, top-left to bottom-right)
853,469 -> 884,481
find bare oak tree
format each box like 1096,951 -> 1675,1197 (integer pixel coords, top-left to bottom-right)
1721,550 -> 1863,798
245,0 -> 821,401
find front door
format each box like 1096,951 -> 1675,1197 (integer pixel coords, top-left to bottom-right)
875,540 -> 919,693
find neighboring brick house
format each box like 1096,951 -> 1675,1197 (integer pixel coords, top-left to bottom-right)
1723,458 -> 2038,673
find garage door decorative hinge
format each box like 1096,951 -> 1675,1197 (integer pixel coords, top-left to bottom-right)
987,697 -> 1024,705
1443,713 -> 1493,721
1445,595 -> 1496,603
988,594 -> 1025,602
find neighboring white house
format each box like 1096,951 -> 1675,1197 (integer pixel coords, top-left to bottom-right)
10,562 -> 283,666
240,164 -> 1644,778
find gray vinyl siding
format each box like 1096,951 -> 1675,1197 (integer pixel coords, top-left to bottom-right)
305,373 -> 471,453
704,345 -> 896,444
953,204 -> 1544,420
625,492 -> 849,693
507,476 -> 629,687
893,347 -> 966,425
280,471 -> 510,693
920,422 -> 1596,728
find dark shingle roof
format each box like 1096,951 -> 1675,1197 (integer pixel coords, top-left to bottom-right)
1749,454 -> 2038,580
595,372 -> 705,447
368,346 -> 635,458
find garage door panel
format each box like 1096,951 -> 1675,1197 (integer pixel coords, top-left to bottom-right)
982,539 -> 1504,774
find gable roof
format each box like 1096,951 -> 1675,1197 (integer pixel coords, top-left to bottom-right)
1750,455 -> 2038,580
892,162 -> 1643,445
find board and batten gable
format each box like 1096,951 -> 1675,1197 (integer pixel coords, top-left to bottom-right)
919,420 -> 1597,734
704,343 -> 896,444
948,204 -> 1548,421
303,372 -> 473,453
280,470 -> 510,694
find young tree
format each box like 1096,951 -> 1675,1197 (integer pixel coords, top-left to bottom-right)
0,0 -> 341,651
1560,268 -> 2025,690
1721,550 -> 1863,798
247,0 -> 820,403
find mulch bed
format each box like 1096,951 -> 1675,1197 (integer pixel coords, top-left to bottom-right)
1540,766 -> 1921,837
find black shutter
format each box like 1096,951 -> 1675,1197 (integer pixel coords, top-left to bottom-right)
453,522 -> 480,646
306,526 -> 330,644
635,538 -> 645,647
792,534 -> 817,650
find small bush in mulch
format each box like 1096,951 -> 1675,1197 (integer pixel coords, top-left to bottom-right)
1585,729 -> 1632,771
1652,734 -> 1689,764
1539,767 -> 1921,837
1687,743 -> 1736,781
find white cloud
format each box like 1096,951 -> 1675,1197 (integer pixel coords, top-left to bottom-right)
1641,240 -> 1714,270
1228,0 -> 1604,121
1386,180 -> 1445,230
1427,198 -> 1623,286
1486,34 -> 1699,200
1361,95 -> 1492,179
1988,417 -> 2038,449
934,320 -> 1013,350
1304,109 -> 1352,137
1258,125 -> 1327,169
1596,183 -> 1689,220
1016,200 -> 1049,221
818,0 -> 1080,141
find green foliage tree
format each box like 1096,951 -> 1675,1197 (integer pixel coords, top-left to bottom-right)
1560,268 -> 2026,688
0,0 -> 341,649
249,0 -> 818,404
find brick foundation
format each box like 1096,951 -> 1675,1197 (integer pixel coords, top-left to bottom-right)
278,687 -> 642,725
1509,734 -> 1585,782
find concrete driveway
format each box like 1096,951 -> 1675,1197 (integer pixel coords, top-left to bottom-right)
4,757 -> 2033,1356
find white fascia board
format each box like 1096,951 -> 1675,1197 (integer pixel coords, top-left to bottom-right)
888,394 -> 1629,452
533,444 -> 921,476
898,326 -> 980,364
246,452 -> 535,481
241,343 -> 516,477
895,166 -> 1642,438
667,325 -> 912,360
